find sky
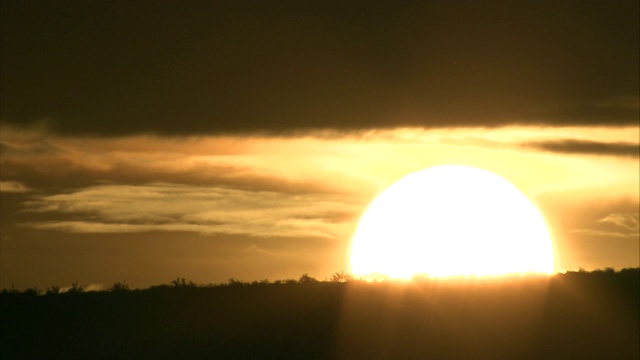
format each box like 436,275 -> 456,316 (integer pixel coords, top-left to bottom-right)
1,0 -> 638,290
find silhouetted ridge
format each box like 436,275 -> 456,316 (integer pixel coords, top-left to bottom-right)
1,269 -> 638,359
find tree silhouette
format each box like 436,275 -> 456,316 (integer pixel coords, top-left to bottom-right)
109,281 -> 130,292
170,277 -> 196,287
67,282 -> 85,294
298,273 -> 318,284
330,271 -> 352,283
45,286 -> 60,296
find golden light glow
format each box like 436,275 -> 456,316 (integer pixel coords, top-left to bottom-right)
349,165 -> 555,279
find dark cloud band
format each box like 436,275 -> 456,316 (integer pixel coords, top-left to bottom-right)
1,1 -> 638,135
526,140 -> 640,158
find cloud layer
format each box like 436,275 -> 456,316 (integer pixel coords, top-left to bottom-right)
2,124 -> 638,288
2,1 -> 638,135
20,183 -> 359,239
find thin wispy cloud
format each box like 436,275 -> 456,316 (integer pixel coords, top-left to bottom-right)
569,228 -> 639,240
599,213 -> 639,232
0,181 -> 32,193
20,183 -> 360,239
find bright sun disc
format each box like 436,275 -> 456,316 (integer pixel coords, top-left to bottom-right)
349,165 -> 555,279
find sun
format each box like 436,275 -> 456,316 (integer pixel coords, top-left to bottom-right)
349,165 -> 555,279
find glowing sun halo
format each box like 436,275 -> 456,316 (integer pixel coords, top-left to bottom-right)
349,165 -> 555,279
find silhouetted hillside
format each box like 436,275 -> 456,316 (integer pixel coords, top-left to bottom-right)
1,269 -> 638,359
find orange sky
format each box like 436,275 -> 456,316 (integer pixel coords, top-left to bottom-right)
1,124 -> 638,289
1,1 -> 638,289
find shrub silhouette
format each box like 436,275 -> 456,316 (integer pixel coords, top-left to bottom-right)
227,278 -> 245,287
0,285 -> 20,295
22,287 -> 41,296
170,277 -> 197,287
45,286 -> 60,296
330,271 -> 352,283
298,273 -> 318,284
66,281 -> 85,294
109,281 -> 130,292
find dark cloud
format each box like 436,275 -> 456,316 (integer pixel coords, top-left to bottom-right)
2,1 -> 638,135
526,140 -> 639,157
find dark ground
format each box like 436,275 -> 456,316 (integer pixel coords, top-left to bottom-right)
1,269 -> 638,359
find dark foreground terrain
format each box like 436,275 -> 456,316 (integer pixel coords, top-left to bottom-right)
1,269 -> 638,359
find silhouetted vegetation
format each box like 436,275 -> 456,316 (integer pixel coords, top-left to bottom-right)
1,269 -> 638,359
330,271 -> 353,283
108,281 -> 130,292
67,281 -> 86,294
